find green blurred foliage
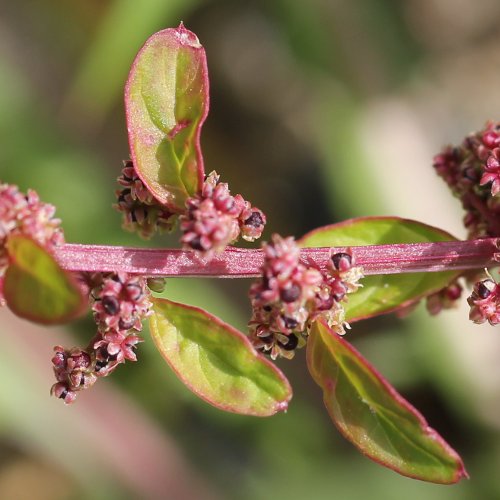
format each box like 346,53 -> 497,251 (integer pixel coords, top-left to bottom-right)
1,0 -> 500,498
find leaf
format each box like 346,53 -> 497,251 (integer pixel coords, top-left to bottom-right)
307,319 -> 468,483
125,23 -> 209,212
299,216 -> 459,321
4,235 -> 87,324
149,297 -> 292,416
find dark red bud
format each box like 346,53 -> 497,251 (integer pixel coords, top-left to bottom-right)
280,283 -> 301,303
331,252 -> 352,271
244,211 -> 264,228
102,295 -> 120,315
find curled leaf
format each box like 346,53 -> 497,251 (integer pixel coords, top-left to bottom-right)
4,235 -> 87,324
150,297 -> 292,416
299,217 -> 459,321
125,23 -> 209,212
307,319 -> 468,483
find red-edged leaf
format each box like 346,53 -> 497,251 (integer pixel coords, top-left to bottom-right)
4,235 -> 87,324
299,216 -> 459,321
149,297 -> 292,416
307,319 -> 468,483
125,23 -> 209,212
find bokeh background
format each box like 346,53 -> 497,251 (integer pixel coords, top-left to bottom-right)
1,1 -> 500,498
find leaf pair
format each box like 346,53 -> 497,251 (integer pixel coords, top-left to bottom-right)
149,214 -> 467,483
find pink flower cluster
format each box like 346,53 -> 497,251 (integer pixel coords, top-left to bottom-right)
0,183 -> 64,274
115,161 -> 177,239
468,277 -> 500,326
180,171 -> 266,258
433,121 -> 500,238
249,235 -> 363,360
51,272 -> 152,404
51,347 -> 96,404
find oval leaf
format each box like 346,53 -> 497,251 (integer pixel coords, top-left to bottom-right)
125,24 -> 209,212
4,235 -> 87,324
307,319 -> 468,483
149,297 -> 292,416
299,217 -> 459,321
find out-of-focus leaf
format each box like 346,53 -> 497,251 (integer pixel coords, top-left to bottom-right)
149,297 -> 292,416
299,216 -> 459,321
125,24 -> 209,212
307,319 -> 468,484
4,235 -> 86,324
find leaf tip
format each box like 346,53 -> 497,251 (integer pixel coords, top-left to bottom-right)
175,22 -> 202,48
274,399 -> 290,414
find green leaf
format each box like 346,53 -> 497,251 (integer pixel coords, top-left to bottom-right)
299,217 -> 459,321
125,24 -> 209,212
307,319 -> 468,483
4,235 -> 87,324
149,297 -> 292,416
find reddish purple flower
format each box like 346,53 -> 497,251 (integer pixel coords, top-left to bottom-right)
0,183 -> 64,275
480,148 -> 500,196
51,272 -> 152,404
181,171 -> 266,258
468,277 -> 500,326
50,382 -> 78,405
50,346 -> 97,405
115,161 -> 177,239
248,236 -> 363,359
91,272 -> 152,333
433,121 -> 500,238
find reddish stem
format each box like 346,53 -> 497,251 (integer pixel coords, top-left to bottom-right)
54,238 -> 499,278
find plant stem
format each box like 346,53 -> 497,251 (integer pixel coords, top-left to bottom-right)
54,238 -> 499,278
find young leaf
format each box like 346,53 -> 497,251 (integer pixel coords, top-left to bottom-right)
125,23 -> 209,212
149,297 -> 292,416
4,235 -> 87,324
307,319 -> 468,483
299,217 -> 459,321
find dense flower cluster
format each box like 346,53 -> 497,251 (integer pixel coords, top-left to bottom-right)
51,272 -> 152,404
433,121 -> 500,238
0,183 -> 64,275
115,161 -> 177,239
248,235 -> 363,360
180,171 -> 266,258
468,276 -> 500,326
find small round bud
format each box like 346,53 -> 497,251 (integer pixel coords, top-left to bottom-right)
102,295 -> 120,315
280,283 -> 301,303
331,252 -> 352,271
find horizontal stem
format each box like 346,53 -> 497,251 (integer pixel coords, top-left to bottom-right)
54,238 -> 499,278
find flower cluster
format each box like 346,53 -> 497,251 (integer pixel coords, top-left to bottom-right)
468,276 -> 500,326
51,272 -> 152,404
0,183 -> 64,275
433,121 -> 500,238
115,161 -> 177,239
180,171 -> 266,258
248,235 -> 363,360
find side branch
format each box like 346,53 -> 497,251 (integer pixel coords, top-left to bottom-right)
54,238 -> 499,278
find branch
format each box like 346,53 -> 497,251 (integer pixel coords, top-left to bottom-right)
54,238 -> 499,278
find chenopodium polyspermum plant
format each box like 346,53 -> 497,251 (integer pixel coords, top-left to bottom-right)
1,24 -> 499,484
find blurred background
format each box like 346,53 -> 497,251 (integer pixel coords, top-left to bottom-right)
1,0 -> 500,498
